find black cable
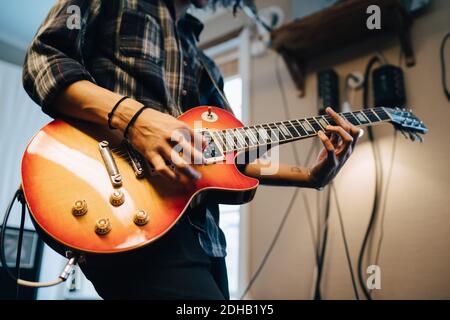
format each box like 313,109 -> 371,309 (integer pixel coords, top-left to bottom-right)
372,130 -> 398,294
357,55 -> 384,300
1,189 -> 22,282
313,186 -> 331,300
15,192 -> 27,300
275,56 -> 324,298
239,144 -> 317,300
274,56 -> 330,301
441,32 -> 450,101
331,184 -> 360,300
239,58 -> 317,299
2,189 -> 77,289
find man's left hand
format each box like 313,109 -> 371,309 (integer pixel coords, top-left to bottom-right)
308,107 -> 362,189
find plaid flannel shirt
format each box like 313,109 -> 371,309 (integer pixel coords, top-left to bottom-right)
23,0 -> 230,258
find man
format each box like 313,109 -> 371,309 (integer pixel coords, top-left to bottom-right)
23,0 -> 361,299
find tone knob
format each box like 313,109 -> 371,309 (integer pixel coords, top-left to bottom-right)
95,218 -> 112,235
133,210 -> 150,226
110,189 -> 125,207
72,200 -> 88,217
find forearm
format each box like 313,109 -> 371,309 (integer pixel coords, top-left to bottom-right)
53,80 -> 144,132
243,162 -> 315,189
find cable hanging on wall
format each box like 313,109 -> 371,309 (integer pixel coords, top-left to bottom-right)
1,188 -> 78,292
441,32 -> 450,101
239,57 -> 319,300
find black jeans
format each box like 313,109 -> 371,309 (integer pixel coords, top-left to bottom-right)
79,215 -> 229,300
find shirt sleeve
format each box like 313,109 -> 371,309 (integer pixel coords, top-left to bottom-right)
22,0 -> 102,117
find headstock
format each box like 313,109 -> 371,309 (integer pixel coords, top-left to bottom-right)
385,107 -> 428,142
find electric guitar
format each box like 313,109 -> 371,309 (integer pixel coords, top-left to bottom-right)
21,106 -> 428,256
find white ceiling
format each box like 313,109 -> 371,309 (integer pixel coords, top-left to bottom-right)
0,1 -> 225,50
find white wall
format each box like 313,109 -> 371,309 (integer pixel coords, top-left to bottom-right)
204,0 -> 450,299
0,60 -> 100,300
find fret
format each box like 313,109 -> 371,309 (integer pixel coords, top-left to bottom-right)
306,118 -> 321,132
312,117 -> 326,131
269,123 -> 285,141
292,120 -> 308,136
233,130 -> 244,149
238,128 -> 253,147
353,111 -> 370,124
324,115 -> 337,126
363,109 -> 381,123
250,127 -> 264,144
373,108 -> 391,121
226,130 -> 242,149
234,129 -> 247,148
212,131 -> 226,151
244,127 -> 259,145
317,116 -> 330,130
342,112 -> 360,126
273,122 -> 289,141
277,122 -> 293,139
224,131 -> 236,150
255,125 -> 270,143
300,119 -> 316,135
262,124 -> 278,142
284,121 -> 301,138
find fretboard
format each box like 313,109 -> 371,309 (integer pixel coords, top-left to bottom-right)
210,107 -> 391,153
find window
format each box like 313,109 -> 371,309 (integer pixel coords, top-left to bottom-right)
220,75 -> 243,298
204,26 -> 252,299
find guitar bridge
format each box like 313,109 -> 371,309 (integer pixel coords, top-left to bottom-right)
99,141 -> 122,188
123,140 -> 146,179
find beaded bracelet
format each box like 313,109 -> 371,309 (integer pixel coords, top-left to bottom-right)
107,96 -> 129,130
123,106 -> 149,140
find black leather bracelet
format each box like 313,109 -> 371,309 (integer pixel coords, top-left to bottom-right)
108,96 -> 129,130
124,106 -> 149,140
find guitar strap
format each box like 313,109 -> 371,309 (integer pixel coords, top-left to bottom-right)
198,52 -> 234,114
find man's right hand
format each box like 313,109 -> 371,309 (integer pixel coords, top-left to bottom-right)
53,81 -> 203,183
125,107 -> 204,182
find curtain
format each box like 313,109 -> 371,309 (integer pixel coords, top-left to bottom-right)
0,60 -> 101,299
0,60 -> 51,228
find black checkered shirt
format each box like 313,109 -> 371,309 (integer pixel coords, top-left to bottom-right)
23,0 -> 230,257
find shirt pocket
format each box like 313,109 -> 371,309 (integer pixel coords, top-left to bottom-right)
119,9 -> 162,63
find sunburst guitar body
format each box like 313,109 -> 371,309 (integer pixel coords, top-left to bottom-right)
21,106 -> 259,256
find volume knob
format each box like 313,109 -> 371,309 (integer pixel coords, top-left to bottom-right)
110,189 -> 125,207
72,200 -> 88,217
133,210 -> 150,226
95,218 -> 112,235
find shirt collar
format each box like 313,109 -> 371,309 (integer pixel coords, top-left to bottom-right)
178,13 -> 204,41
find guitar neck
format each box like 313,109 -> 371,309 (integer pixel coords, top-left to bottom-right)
211,107 -> 392,152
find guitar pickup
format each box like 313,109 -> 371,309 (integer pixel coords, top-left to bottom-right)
99,141 -> 123,188
123,141 -> 146,179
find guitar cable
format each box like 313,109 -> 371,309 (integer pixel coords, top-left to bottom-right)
357,55 -> 386,300
1,187 -> 78,290
441,32 -> 450,101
